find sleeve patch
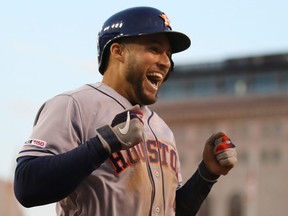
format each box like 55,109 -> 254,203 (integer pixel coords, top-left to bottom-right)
24,139 -> 47,148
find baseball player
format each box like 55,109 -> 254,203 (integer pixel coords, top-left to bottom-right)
14,6 -> 237,216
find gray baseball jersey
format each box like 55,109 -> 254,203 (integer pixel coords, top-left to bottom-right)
17,82 -> 182,216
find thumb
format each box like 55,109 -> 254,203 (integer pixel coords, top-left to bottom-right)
206,132 -> 226,146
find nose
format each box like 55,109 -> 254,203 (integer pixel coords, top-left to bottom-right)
157,52 -> 171,71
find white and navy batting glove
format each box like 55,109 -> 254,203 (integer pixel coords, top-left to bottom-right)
96,105 -> 144,154
214,135 -> 237,166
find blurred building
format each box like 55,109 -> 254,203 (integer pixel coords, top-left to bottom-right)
153,53 -> 288,216
0,179 -> 23,216
3,53 -> 288,216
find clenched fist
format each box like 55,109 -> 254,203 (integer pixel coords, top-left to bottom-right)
203,132 -> 237,175
96,105 -> 145,154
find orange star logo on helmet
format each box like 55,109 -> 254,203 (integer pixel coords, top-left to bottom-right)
159,13 -> 172,29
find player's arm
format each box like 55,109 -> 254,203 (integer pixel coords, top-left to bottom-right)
14,106 -> 144,207
176,161 -> 218,216
14,136 -> 109,207
176,132 -> 237,216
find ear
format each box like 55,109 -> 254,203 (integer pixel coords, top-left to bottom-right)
110,43 -> 125,63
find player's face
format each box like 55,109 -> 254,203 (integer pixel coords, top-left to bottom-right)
121,34 -> 172,105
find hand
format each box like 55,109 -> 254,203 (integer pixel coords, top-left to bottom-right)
214,134 -> 237,166
203,132 -> 237,175
96,105 -> 145,154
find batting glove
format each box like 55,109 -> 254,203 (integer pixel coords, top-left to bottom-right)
96,105 -> 145,154
214,135 -> 237,166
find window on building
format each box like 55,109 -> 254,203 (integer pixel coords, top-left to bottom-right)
191,77 -> 216,97
158,79 -> 189,100
261,148 -> 281,164
279,71 -> 288,90
228,193 -> 244,216
249,72 -> 278,94
218,74 -> 247,96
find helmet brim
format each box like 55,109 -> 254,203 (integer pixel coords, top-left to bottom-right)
164,31 -> 191,53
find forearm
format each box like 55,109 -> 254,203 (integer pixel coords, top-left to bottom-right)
14,136 -> 109,207
176,161 -> 219,216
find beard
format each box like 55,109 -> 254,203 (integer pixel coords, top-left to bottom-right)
125,63 -> 159,106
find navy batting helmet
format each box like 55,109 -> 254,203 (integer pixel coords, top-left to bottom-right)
97,6 -> 191,74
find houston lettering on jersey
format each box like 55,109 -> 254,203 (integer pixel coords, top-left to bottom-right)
24,139 -> 47,148
109,140 -> 178,175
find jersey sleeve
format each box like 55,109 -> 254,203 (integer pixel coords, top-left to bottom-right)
175,161 -> 219,215
17,94 -> 83,158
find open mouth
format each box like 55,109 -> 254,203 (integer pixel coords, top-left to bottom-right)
146,72 -> 163,90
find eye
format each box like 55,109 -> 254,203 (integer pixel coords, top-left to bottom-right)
149,46 -> 161,54
166,50 -> 172,59
148,44 -> 172,59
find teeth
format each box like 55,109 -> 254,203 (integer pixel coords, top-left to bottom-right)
147,72 -> 163,79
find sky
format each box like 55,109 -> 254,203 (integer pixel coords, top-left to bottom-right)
1,0 -> 288,215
